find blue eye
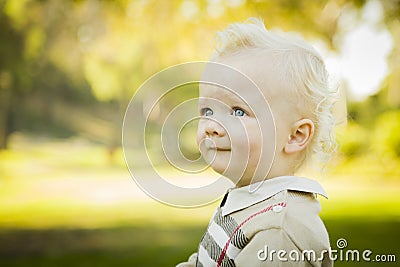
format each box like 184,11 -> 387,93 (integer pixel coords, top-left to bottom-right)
233,108 -> 246,117
202,108 -> 213,116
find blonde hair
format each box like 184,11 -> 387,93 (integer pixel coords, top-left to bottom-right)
213,17 -> 338,169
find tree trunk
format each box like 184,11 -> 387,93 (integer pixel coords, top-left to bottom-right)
0,76 -> 11,150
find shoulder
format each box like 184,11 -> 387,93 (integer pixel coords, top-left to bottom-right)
233,190 -> 332,266
283,190 -> 330,251
232,190 -> 327,236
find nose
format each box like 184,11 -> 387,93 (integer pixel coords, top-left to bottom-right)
204,119 -> 226,137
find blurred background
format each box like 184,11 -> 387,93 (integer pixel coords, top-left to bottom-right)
0,0 -> 399,266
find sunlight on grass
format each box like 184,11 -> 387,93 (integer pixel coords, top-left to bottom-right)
0,199 -> 216,229
0,134 -> 399,267
1,133 -> 399,230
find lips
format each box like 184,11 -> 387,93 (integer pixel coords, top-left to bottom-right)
215,147 -> 231,151
203,138 -> 230,151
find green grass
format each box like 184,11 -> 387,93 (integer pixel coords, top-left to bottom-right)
0,225 -> 206,267
0,133 -> 399,266
324,218 -> 399,267
0,219 -> 398,267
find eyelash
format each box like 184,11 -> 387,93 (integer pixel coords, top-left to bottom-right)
232,107 -> 247,117
200,107 -> 248,117
201,107 -> 213,116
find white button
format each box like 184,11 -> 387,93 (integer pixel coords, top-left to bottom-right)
273,205 -> 283,213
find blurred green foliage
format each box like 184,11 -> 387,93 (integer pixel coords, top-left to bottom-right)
0,0 -> 399,266
0,0 -> 399,154
0,135 -> 398,266
337,122 -> 368,157
0,220 -> 398,267
373,110 -> 400,158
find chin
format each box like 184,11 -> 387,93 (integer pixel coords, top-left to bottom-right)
211,164 -> 244,184
210,163 -> 228,175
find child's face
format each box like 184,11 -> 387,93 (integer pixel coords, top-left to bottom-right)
196,82 -> 263,186
196,51 -> 296,186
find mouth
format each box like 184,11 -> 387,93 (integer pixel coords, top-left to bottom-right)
203,138 -> 230,152
214,147 -> 231,152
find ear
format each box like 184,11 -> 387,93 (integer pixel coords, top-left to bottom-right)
284,119 -> 314,154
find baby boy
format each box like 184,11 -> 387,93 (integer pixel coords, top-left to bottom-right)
177,18 -> 336,267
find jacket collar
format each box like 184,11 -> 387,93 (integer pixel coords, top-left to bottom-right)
221,176 -> 328,216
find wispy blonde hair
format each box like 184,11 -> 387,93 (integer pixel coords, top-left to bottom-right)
213,17 -> 338,169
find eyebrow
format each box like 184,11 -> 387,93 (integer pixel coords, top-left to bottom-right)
199,89 -> 244,101
198,96 -> 254,115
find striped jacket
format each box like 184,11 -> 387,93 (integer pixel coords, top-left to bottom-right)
177,176 -> 333,267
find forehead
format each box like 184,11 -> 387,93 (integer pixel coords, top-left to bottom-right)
199,71 -> 265,110
201,50 -> 290,103
198,84 -> 248,108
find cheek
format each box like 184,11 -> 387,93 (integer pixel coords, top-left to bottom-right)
226,124 -> 256,166
248,134 -> 262,164
246,123 -> 263,149
238,124 -> 263,162
196,131 -> 202,147
196,123 -> 205,146
273,121 -> 289,149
